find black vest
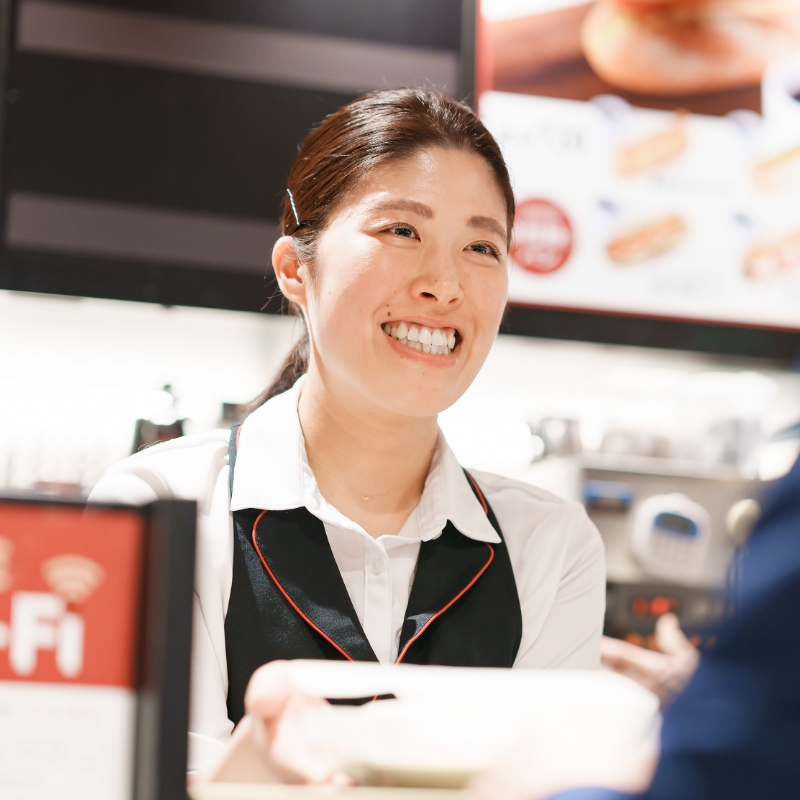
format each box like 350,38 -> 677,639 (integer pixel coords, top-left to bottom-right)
224,423 -> 522,724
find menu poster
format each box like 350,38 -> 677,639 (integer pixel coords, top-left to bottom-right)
483,90 -> 800,330
480,1 -> 800,331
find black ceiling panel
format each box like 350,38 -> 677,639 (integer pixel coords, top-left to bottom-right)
4,53 -> 355,218
47,0 -> 464,50
0,0 -> 474,307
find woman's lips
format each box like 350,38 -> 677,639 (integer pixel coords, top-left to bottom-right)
381,321 -> 458,356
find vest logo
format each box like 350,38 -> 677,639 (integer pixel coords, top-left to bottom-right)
0,540 -> 105,680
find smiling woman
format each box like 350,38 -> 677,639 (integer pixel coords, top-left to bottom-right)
88,89 -> 606,777
253,89 -> 515,407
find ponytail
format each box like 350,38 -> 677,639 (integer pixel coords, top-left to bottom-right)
239,327 -> 309,416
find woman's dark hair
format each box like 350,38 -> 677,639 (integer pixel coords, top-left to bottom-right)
243,87 -> 515,414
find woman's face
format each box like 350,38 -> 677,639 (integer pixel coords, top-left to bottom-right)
284,146 -> 509,418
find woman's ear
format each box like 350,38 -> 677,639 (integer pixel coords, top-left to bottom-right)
272,236 -> 308,307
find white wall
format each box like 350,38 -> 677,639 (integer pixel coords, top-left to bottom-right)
0,291 -> 300,491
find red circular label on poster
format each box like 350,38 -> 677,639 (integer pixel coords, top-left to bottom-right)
510,198 -> 573,274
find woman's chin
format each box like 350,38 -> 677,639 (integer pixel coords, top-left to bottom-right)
369,376 -> 465,421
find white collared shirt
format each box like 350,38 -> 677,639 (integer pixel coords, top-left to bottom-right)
89,379 -> 606,771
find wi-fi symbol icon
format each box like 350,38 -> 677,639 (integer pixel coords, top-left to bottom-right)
41,555 -> 106,606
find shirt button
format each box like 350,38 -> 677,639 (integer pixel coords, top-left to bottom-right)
371,559 -> 383,575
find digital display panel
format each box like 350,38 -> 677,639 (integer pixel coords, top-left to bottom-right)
654,512 -> 698,537
479,1 -> 800,333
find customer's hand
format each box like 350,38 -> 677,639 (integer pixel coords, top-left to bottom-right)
601,613 -> 700,706
200,660 -> 352,785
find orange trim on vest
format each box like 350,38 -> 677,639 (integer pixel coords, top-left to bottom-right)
250,509 -> 355,662
465,471 -> 489,515
249,472 -> 494,668
395,541 -> 495,664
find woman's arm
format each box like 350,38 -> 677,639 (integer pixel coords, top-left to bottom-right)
468,473 -> 607,670
187,597 -> 235,772
88,433 -> 235,773
514,502 -> 607,669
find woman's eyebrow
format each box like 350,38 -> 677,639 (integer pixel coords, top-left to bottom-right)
368,199 -> 434,218
469,215 -> 506,240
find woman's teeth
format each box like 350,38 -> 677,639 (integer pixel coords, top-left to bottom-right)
382,322 -> 457,356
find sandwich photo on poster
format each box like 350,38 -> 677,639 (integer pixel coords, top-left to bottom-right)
479,0 -> 800,330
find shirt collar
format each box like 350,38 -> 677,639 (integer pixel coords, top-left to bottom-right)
229,378 -> 500,545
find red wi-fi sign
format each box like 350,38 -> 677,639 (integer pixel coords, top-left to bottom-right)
0,505 -> 144,688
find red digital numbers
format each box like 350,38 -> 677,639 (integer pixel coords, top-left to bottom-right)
631,596 -> 678,618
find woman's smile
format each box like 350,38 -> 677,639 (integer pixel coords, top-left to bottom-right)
381,319 -> 461,359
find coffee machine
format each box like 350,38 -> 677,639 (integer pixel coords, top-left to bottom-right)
583,458 -> 763,648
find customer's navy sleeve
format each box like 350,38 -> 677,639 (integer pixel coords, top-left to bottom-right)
548,792 -> 633,800
550,455 -> 800,800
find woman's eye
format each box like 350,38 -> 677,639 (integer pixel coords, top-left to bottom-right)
390,225 -> 416,238
468,242 -> 499,257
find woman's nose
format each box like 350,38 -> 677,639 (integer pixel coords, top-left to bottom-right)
410,253 -> 464,307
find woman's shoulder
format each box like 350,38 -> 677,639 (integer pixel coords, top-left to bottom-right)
88,429 -> 231,506
468,469 -> 603,556
468,468 -> 579,513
